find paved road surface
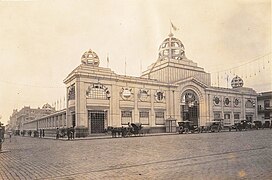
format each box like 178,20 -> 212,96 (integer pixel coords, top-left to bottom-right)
1,130 -> 272,179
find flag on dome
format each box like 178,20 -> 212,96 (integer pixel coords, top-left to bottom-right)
171,21 -> 179,31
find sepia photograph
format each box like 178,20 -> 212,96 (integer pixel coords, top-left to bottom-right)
0,0 -> 271,179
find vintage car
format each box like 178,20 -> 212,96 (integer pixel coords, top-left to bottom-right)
178,121 -> 199,134
253,120 -> 262,130
229,119 -> 251,131
205,121 -> 222,133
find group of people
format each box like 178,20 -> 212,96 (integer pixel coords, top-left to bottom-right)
56,127 -> 75,140
39,129 -> 45,138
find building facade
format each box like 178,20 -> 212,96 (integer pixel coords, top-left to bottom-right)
63,33 -> 258,136
257,91 -> 272,127
9,104 -> 55,132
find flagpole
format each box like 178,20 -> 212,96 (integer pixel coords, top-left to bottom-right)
125,57 -> 127,76
169,20 -> 172,34
107,53 -> 109,68
140,59 -> 142,75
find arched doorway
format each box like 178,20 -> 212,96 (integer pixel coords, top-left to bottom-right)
180,90 -> 199,125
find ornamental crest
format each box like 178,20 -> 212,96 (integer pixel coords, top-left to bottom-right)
233,98 -> 240,107
120,87 -> 133,100
138,88 -> 150,102
155,90 -> 165,102
223,97 -> 231,107
213,96 -> 221,106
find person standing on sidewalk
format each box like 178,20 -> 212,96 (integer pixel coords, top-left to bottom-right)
71,126 -> 75,139
8,131 -> 12,142
39,129 -> 42,138
67,127 -> 71,140
56,128 -> 60,139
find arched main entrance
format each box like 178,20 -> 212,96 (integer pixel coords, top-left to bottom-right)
180,90 -> 199,125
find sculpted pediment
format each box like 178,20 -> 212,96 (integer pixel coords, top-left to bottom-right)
174,76 -> 209,89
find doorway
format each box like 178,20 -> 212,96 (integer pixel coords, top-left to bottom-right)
180,90 -> 199,125
88,110 -> 106,133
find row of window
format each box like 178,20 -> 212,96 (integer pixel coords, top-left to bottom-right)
86,85 -> 166,102
214,112 -> 240,119
37,114 -> 67,129
213,96 -> 255,108
214,112 -> 253,121
121,111 -> 165,125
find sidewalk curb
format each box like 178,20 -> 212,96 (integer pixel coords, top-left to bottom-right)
15,132 -> 180,141
11,128 -> 271,141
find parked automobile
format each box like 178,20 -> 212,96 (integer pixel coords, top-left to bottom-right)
178,121 -> 199,134
253,120 -> 262,130
205,121 -> 222,133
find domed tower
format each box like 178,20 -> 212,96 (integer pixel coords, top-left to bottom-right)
141,32 -> 211,85
158,33 -> 187,61
42,103 -> 55,114
81,49 -> 100,67
231,75 -> 244,88
42,103 -> 52,109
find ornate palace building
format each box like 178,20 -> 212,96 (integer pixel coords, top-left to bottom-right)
257,91 -> 272,127
62,32 -> 258,136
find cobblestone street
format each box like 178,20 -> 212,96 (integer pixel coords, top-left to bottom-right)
1,130 -> 272,180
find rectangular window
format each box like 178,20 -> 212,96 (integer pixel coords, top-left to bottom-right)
224,113 -> 231,125
264,112 -> 270,119
155,111 -> 165,125
234,114 -> 240,119
246,115 -> 253,122
214,112 -> 221,119
264,100 -> 270,109
121,111 -> 132,125
139,111 -> 149,125
224,113 -> 231,119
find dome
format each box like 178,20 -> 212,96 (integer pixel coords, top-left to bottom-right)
231,75 -> 244,88
42,103 -> 52,109
81,49 -> 100,66
158,33 -> 186,61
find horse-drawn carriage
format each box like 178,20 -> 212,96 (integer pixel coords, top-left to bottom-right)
178,121 -> 199,134
107,123 -> 148,138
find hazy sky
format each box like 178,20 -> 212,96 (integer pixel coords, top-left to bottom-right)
0,0 -> 271,125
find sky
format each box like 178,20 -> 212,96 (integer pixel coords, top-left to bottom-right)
0,0 -> 271,125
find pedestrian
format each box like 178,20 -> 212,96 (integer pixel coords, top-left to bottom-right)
39,129 -> 42,138
42,129 -> 45,138
121,126 -> 126,137
9,131 -> 12,142
71,126 -> 75,139
56,128 -> 60,139
67,127 -> 71,140
128,122 -> 132,132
